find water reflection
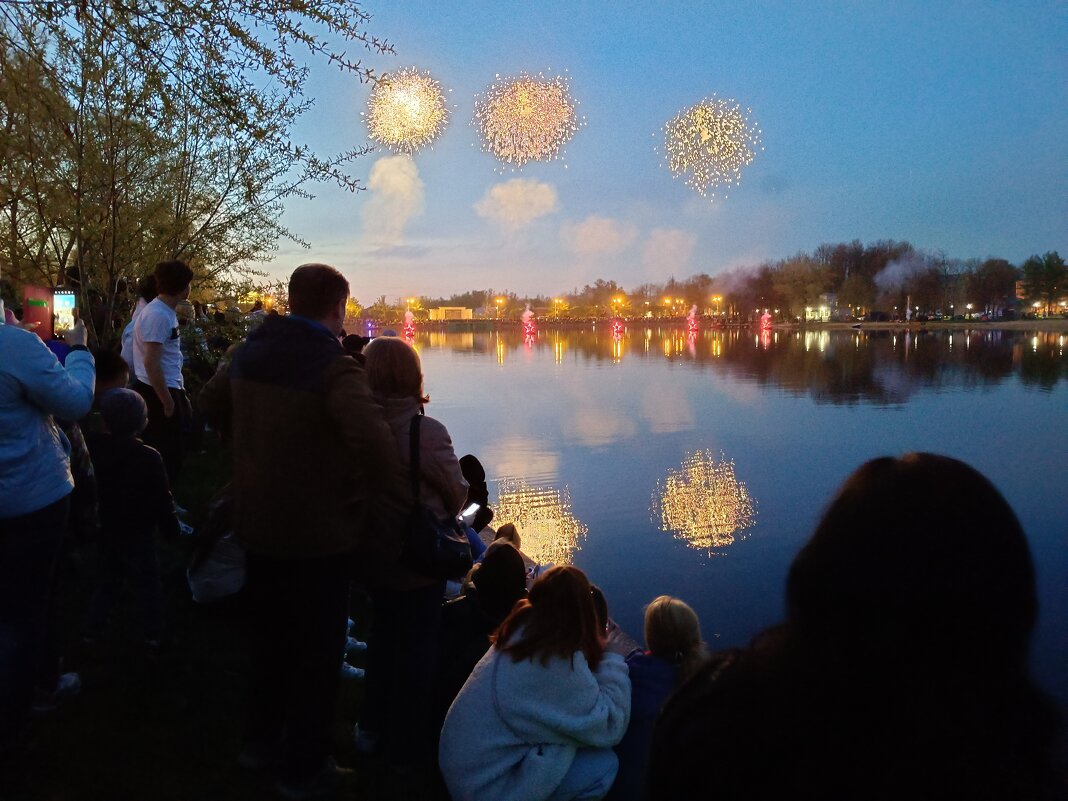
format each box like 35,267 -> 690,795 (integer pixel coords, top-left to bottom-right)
652,450 -> 757,553
493,479 -> 588,566
416,327 -> 1067,401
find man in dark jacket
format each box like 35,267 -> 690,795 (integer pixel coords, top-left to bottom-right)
200,263 -> 410,798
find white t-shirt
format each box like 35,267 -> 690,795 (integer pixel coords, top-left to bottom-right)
120,297 -> 149,370
133,298 -> 184,389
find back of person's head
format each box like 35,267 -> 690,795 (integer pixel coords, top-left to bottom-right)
288,263 -> 349,320
788,452 -> 1036,673
494,565 -> 604,671
154,260 -> 193,296
100,388 -> 148,438
493,522 -> 520,550
471,542 -> 527,624
460,454 -> 489,507
135,273 -> 157,303
93,348 -> 130,393
643,595 -> 707,682
363,336 -> 427,401
341,333 -> 369,358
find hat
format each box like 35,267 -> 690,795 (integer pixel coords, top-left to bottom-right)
100,388 -> 148,437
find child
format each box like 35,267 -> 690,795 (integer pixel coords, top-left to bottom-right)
84,389 -> 180,651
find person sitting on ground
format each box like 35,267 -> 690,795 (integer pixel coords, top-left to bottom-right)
83,389 -> 180,652
605,596 -> 707,801
436,541 -> 528,727
439,565 -> 632,801
356,335 -> 469,768
648,453 -> 1061,801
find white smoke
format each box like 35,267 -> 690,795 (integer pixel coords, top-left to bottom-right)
474,179 -> 558,229
875,253 -> 930,292
642,228 -> 697,275
560,215 -> 638,256
361,155 -> 425,248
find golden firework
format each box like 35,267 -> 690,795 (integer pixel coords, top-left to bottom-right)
494,479 -> 588,566
364,67 -> 450,154
474,72 -> 581,166
661,96 -> 762,199
653,450 -> 756,552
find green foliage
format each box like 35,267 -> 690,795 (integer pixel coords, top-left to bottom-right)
0,1 -> 389,342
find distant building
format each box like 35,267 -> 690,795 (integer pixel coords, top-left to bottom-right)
429,306 -> 473,321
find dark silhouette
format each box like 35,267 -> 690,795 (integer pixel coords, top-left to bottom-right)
649,453 -> 1060,801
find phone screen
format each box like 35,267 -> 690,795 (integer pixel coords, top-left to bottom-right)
53,291 -> 76,336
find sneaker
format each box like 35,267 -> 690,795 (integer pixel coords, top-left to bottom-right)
352,726 -> 380,755
274,757 -> 351,801
339,662 -> 365,680
345,637 -> 368,655
178,521 -> 195,537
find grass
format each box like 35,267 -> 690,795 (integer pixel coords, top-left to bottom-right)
18,438 -> 440,801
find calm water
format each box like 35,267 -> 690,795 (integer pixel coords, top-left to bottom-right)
412,326 -> 1067,703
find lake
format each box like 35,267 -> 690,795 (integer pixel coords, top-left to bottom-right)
409,325 -> 1067,704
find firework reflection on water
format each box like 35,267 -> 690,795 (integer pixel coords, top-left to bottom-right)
494,478 -> 588,566
653,450 -> 757,553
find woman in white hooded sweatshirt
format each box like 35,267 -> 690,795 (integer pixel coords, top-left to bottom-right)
440,565 -> 631,801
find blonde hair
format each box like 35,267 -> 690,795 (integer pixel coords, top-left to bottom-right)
493,523 -> 521,550
644,595 -> 708,682
363,336 -> 428,402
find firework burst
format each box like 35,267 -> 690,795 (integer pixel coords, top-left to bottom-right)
652,450 -> 757,552
364,67 -> 450,154
661,96 -> 763,199
473,72 -> 581,167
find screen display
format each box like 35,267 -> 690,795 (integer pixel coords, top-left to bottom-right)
53,291 -> 76,335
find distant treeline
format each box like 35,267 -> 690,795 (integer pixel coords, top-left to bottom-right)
417,242 -> 1065,320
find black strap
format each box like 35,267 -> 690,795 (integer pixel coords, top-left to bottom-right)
408,412 -> 424,503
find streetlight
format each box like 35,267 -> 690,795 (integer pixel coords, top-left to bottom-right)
711,295 -> 722,316
495,297 -> 505,320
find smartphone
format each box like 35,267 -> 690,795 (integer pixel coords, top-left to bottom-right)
459,502 -> 480,527
53,290 -> 76,337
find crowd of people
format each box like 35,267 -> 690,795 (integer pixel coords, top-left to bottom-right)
0,260 -> 1061,800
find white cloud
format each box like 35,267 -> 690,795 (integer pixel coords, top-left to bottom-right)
642,228 -> 697,275
474,179 -> 558,229
361,155 -> 425,248
560,215 -> 638,256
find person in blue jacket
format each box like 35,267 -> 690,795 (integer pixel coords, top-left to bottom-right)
0,312 -> 94,781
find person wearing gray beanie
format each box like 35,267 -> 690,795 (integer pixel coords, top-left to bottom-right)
99,388 -> 148,438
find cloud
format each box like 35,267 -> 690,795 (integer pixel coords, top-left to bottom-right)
361,155 -> 425,248
560,215 -> 638,257
642,228 -> 697,275
474,179 -> 558,229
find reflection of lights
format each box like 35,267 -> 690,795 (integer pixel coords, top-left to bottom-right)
652,451 -> 756,552
495,479 -> 588,566
553,336 -> 565,364
496,335 -> 506,365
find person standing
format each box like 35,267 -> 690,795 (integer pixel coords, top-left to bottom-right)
200,263 -> 410,799
132,260 -> 193,482
0,313 -> 94,787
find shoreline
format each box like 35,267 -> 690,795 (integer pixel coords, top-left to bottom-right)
406,318 -> 1068,333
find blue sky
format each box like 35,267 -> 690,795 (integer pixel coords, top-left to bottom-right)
262,1 -> 1067,302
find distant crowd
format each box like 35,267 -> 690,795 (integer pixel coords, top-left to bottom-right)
0,261 -> 1061,800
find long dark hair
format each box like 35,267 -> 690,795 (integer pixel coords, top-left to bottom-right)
493,565 -> 604,671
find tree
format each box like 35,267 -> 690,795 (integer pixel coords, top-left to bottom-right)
1021,252 -> 1065,316
967,258 -> 1019,316
0,1 -> 390,341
